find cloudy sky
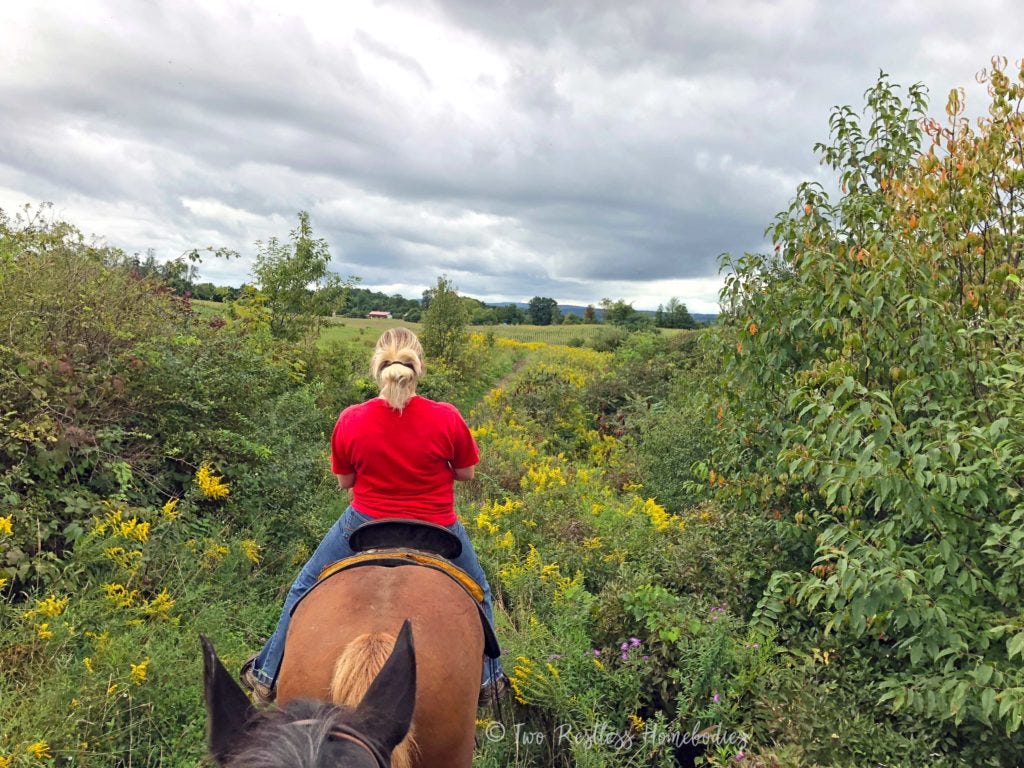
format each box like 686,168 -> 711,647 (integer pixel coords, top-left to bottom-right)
1,1 -> 1021,311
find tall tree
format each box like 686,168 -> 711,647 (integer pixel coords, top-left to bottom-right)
527,296 -> 560,325
600,298 -> 653,331
250,211 -> 344,340
655,297 -> 698,329
420,275 -> 469,367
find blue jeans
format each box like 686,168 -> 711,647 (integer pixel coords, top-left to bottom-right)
252,506 -> 504,687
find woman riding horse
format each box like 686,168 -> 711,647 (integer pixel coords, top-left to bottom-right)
241,327 -> 505,705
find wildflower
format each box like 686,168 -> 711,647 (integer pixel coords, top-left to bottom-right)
130,658 -> 150,684
748,322 -> 758,335
143,588 -> 176,620
34,594 -> 69,618
0,515 -> 12,535
0,578 -> 7,590
628,714 -> 645,731
592,657 -> 605,671
107,683 -> 119,696
0,754 -> 11,768
84,657 -> 94,673
195,462 -> 230,499
713,691 -> 721,703
37,623 -> 54,640
161,498 -> 180,520
240,539 -> 261,565
26,742 -> 52,760
102,582 -> 140,608
118,517 -> 149,542
629,637 -> 641,648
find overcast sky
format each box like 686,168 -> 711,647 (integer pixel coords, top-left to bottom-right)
1,1 -> 1021,311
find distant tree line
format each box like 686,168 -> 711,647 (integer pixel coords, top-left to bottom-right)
137,219 -> 703,332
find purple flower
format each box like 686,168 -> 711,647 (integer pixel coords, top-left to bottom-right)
641,655 -> 650,661
591,649 -> 601,657
712,692 -> 721,703
620,642 -> 629,651
621,652 -> 629,661
735,752 -> 746,761
629,637 -> 641,648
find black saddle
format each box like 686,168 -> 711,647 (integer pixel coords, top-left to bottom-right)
349,518 -> 463,560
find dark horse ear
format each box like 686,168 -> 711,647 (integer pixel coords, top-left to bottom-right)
353,619 -> 416,753
200,635 -> 256,766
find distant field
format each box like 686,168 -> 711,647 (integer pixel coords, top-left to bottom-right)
322,318 -> 686,347
319,317 -> 423,347
194,304 -> 684,347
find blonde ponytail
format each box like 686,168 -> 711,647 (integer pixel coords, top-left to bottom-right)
370,327 -> 424,411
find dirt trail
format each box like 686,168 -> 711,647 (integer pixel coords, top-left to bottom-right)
486,356 -> 529,396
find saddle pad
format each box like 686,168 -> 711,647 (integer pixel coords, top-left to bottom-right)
310,548 -> 501,658
317,549 -> 485,602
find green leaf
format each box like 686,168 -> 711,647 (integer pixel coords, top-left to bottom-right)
1007,632 -> 1024,660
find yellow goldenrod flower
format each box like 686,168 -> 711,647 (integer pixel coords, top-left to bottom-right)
0,577 -> 8,590
202,542 -> 230,569
593,657 -> 605,670
0,754 -> 11,768
85,630 -> 109,651
143,588 -> 175,619
628,713 -> 645,731
107,683 -> 119,696
0,515 -> 12,536
130,658 -> 150,684
195,462 -> 230,499
83,657 -> 94,673
34,594 -> 69,618
102,583 -> 138,609
118,518 -> 149,542
26,741 -> 52,760
240,539 -> 261,565
37,623 -> 54,640
161,498 -> 180,520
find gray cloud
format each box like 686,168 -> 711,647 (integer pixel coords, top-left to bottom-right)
1,0 -> 1022,312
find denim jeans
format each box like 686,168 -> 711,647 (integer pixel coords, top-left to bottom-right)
252,505 -> 504,687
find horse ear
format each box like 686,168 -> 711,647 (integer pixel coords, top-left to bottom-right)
353,619 -> 416,752
200,634 -> 256,765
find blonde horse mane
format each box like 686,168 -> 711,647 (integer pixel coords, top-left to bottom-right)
330,632 -> 417,768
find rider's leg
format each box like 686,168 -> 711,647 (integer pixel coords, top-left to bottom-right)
447,519 -> 506,685
250,506 -> 372,687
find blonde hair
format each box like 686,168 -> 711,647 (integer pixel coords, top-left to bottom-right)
370,327 -> 424,411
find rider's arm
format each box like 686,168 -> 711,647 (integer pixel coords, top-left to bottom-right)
453,465 -> 475,482
336,473 -> 355,490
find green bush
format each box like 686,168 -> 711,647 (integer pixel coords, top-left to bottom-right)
714,63 -> 1024,762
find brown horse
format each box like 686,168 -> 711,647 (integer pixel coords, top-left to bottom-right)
201,619 -> 416,768
202,563 -> 484,767
277,564 -> 484,768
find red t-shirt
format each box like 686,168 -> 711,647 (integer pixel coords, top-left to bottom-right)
330,395 -> 479,525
